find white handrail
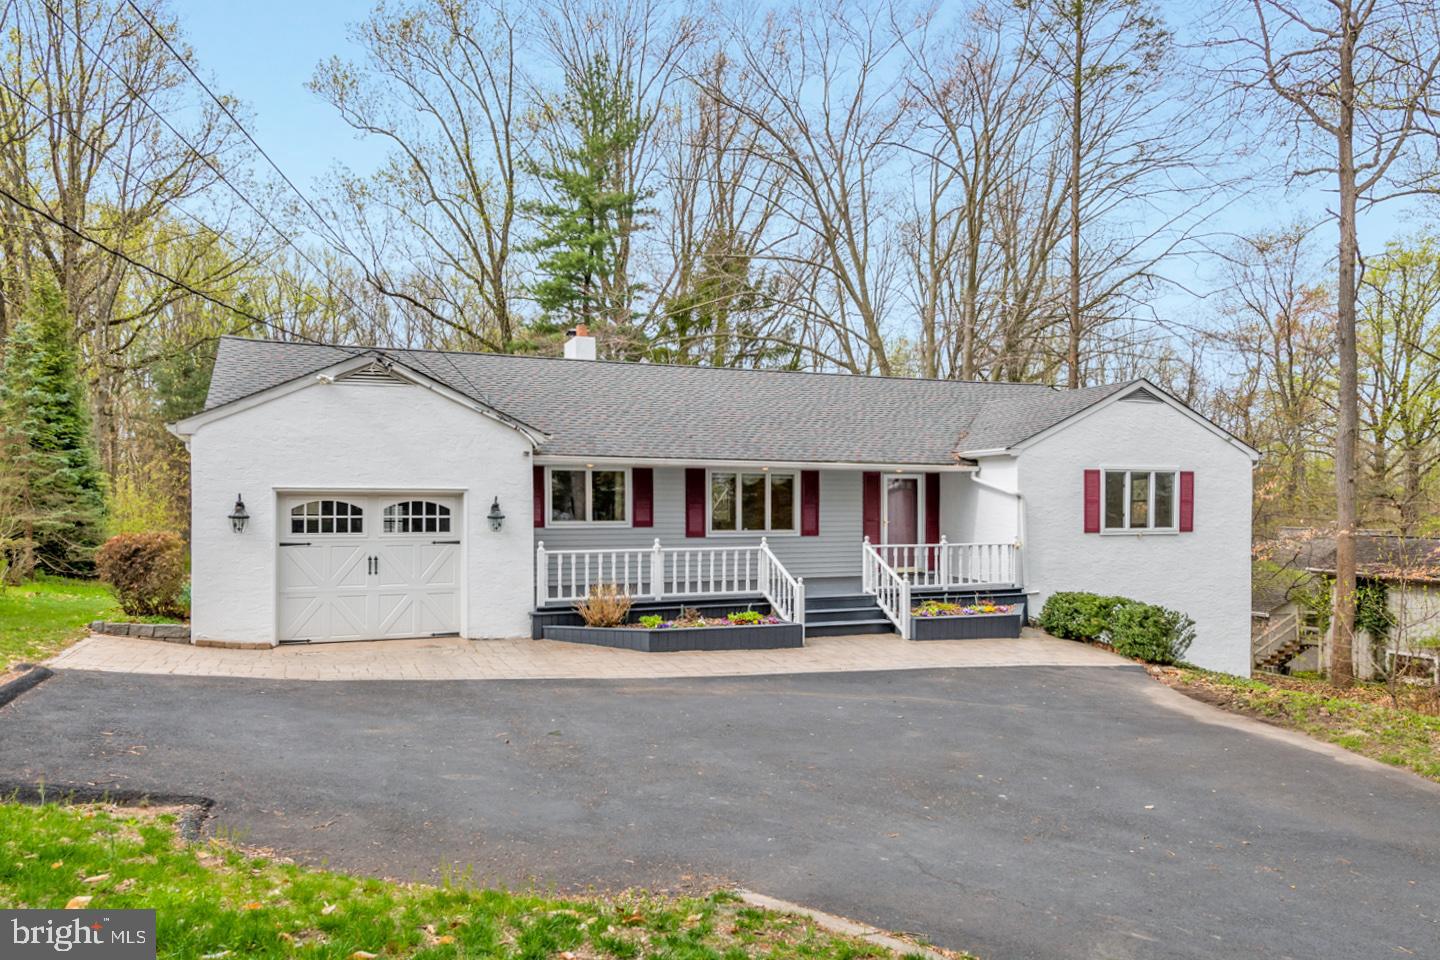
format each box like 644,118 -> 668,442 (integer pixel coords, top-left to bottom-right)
759,538 -> 805,625
536,539 -> 804,624
862,537 -> 911,639
871,538 -> 1020,588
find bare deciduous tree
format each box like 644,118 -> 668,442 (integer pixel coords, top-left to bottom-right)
1218,0 -> 1440,683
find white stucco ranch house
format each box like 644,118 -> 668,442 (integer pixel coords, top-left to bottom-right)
170,331 -> 1259,674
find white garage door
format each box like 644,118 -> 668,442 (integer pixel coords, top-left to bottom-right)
277,494 -> 461,643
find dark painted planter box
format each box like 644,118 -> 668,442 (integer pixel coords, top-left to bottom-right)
543,621 -> 803,652
531,597 -> 773,639
910,611 -> 1023,641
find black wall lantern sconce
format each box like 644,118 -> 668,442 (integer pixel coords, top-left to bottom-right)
228,494 -> 249,533
487,496 -> 506,532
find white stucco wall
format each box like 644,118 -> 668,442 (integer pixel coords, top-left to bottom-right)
940,460 -> 1020,544
187,379 -> 534,644
1018,399 -> 1255,675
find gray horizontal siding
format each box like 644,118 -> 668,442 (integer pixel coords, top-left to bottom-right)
535,467 -> 864,581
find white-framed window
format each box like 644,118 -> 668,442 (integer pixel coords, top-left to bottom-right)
383,499 -> 451,534
290,499 -> 364,535
709,469 -> 797,534
1102,469 -> 1177,532
548,467 -> 629,525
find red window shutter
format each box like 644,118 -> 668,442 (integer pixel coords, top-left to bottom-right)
533,465 -> 545,528
633,468 -> 654,527
801,470 -> 820,536
862,472 -> 881,543
1179,471 -> 1194,532
924,473 -> 941,569
685,468 -> 706,537
924,473 -> 941,542
1083,469 -> 1101,533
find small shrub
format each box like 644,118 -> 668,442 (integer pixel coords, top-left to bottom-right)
95,532 -> 187,618
1039,591 -> 1128,641
1104,601 -> 1195,665
637,614 -> 662,628
575,583 -> 633,627
727,610 -> 764,625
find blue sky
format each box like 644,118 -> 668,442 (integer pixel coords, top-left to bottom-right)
183,0 -> 383,189
179,0 -> 1427,320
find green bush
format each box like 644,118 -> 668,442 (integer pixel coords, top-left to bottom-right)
727,610 -> 763,625
95,532 -> 187,618
1038,591 -> 1129,641
637,614 -> 663,628
1104,601 -> 1195,665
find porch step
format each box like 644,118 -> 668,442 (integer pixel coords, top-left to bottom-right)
806,604 -> 889,624
804,617 -> 897,638
804,592 -> 880,610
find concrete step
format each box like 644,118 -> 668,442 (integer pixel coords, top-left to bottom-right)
804,593 -> 878,611
805,605 -> 888,624
804,618 -> 897,637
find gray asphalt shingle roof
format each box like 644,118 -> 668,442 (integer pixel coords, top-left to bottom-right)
202,336 -> 1134,464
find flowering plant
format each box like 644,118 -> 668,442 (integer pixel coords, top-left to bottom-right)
911,599 -> 1013,618
640,607 -> 784,629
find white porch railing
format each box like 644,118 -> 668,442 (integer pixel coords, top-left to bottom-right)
758,539 -> 805,625
535,539 -> 805,624
871,537 -> 1021,589
862,538 -> 912,639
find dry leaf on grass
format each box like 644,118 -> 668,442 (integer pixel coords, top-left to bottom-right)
64,896 -> 92,909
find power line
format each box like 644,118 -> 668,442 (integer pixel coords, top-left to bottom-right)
120,0 -> 496,408
0,180 -> 315,344
123,0 -> 352,256
31,0 -> 383,352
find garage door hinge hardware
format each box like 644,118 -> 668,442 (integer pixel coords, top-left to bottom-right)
279,541 -> 311,547
432,539 -> 460,544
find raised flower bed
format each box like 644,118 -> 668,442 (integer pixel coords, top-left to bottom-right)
543,609 -> 804,652
909,600 -> 1023,641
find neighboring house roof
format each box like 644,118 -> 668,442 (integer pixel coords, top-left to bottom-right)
196,336 -> 1220,465
1261,530 -> 1440,586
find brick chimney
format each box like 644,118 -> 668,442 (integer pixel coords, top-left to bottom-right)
563,323 -> 597,361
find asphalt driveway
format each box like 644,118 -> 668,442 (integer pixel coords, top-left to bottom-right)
2,665 -> 1436,960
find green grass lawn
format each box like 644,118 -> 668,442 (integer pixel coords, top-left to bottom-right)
1164,667 -> 1440,782
0,801 -> 931,960
0,574 -> 119,668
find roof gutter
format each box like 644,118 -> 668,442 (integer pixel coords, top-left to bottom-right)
533,455 -> 979,472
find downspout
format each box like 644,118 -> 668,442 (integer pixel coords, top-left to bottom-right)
970,463 -> 1027,594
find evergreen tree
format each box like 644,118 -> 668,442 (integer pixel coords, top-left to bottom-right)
0,270 -> 107,579
523,54 -> 650,339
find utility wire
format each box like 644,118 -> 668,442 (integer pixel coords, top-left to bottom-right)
0,180 -> 322,345
120,0 -> 496,407
32,0 -> 382,355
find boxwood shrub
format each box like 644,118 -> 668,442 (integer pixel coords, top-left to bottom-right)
1103,601 -> 1196,665
1037,591 -> 1129,641
1040,590 -> 1196,665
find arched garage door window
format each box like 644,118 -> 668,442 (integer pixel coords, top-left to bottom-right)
383,499 -> 451,534
290,499 -> 364,535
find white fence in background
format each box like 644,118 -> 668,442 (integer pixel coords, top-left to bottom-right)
869,538 -> 1020,589
536,539 -> 804,624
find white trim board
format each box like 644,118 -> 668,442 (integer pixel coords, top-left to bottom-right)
170,352 -> 549,446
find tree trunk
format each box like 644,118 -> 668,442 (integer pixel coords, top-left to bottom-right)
1330,6 -> 1358,686
1067,10 -> 1083,389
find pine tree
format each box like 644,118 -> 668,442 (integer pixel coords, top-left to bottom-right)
0,269 -> 107,579
523,54 -> 650,339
